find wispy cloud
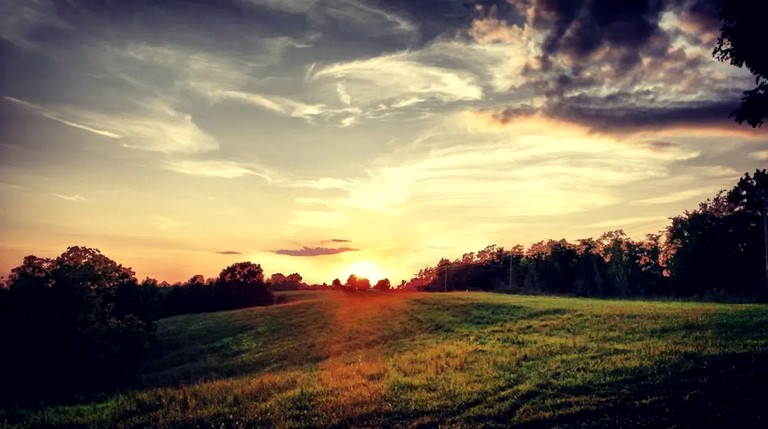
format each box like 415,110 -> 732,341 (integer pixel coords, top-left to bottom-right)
202,88 -> 360,126
749,150 -> 768,161
633,189 -> 717,205
236,0 -> 318,14
239,0 -> 416,38
274,246 -> 358,257
322,0 -> 416,37
54,193 -> 85,202
4,96 -> 219,154
293,178 -> 358,191
165,160 -> 277,180
0,182 -> 24,190
154,216 -> 184,231
121,43 -> 365,127
4,96 -> 122,138
324,238 -> 351,243
0,1 -> 70,50
309,49 -> 483,110
215,250 -> 243,255
582,217 -> 669,230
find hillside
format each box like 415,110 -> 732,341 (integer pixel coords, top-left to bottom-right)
5,291 -> 768,428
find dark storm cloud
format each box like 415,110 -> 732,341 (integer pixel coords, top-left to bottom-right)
517,0 -> 723,90
526,0 -> 669,75
484,98 -> 744,134
548,98 -> 738,133
474,0 -> 754,136
274,246 -> 359,257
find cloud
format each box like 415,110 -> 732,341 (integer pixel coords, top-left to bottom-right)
296,178 -> 358,191
239,0 -> 416,38
749,150 -> 768,161
4,96 -> 122,139
305,34 -> 531,119
274,246 -> 358,257
309,49 -> 483,110
472,100 -> 763,138
633,188 -> 718,205
582,216 -> 669,230
0,182 -> 24,190
288,111 -> 692,235
54,193 -> 85,202
546,100 -> 740,135
4,96 -> 219,154
460,0 -> 757,139
215,250 -> 243,255
165,160 -> 277,180
641,141 -> 679,153
113,101 -> 220,154
324,238 -> 351,243
530,0 -> 669,73
321,0 -> 417,38
0,1 -> 70,50
468,16 -> 525,44
121,43 -> 366,127
237,0 -> 318,14
203,88 -> 361,126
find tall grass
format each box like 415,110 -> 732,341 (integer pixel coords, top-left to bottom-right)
3,291 -> 767,428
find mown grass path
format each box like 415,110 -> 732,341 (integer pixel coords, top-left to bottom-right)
4,291 -> 768,428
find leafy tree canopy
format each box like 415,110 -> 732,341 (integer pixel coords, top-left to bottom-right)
714,0 -> 768,127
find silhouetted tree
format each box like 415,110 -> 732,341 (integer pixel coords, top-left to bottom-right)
574,238 -> 609,296
345,274 -> 358,291
664,170 -> 767,296
523,240 -> 578,294
714,0 -> 768,126
374,278 -> 391,291
214,262 -> 273,309
331,278 -> 343,289
287,273 -> 304,289
356,277 -> 371,291
160,275 -> 215,317
0,247 -> 154,404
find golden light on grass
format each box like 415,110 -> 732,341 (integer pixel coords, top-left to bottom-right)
12,291 -> 768,427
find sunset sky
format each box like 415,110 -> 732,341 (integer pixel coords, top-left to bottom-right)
1,0 -> 766,285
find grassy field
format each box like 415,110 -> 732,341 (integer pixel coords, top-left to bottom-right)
3,291 -> 768,428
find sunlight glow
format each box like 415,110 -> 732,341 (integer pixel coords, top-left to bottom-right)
344,260 -> 386,283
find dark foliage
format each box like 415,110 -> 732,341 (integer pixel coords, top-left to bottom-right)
213,262 -> 274,310
714,0 -> 768,127
158,264 -> 273,317
665,169 -> 767,296
0,247 -> 154,404
0,253 -> 276,405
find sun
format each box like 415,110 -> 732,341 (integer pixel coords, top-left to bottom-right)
346,260 -> 386,283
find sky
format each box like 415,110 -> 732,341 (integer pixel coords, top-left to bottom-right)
1,0 -> 766,285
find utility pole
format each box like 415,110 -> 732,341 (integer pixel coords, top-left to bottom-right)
444,264 -> 449,292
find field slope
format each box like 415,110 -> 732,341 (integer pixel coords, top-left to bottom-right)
4,291 -> 768,428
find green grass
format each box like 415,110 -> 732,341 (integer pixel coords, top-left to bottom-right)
3,291 -> 768,428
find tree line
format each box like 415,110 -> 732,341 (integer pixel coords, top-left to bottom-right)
404,169 -> 768,299
0,253 -> 273,405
